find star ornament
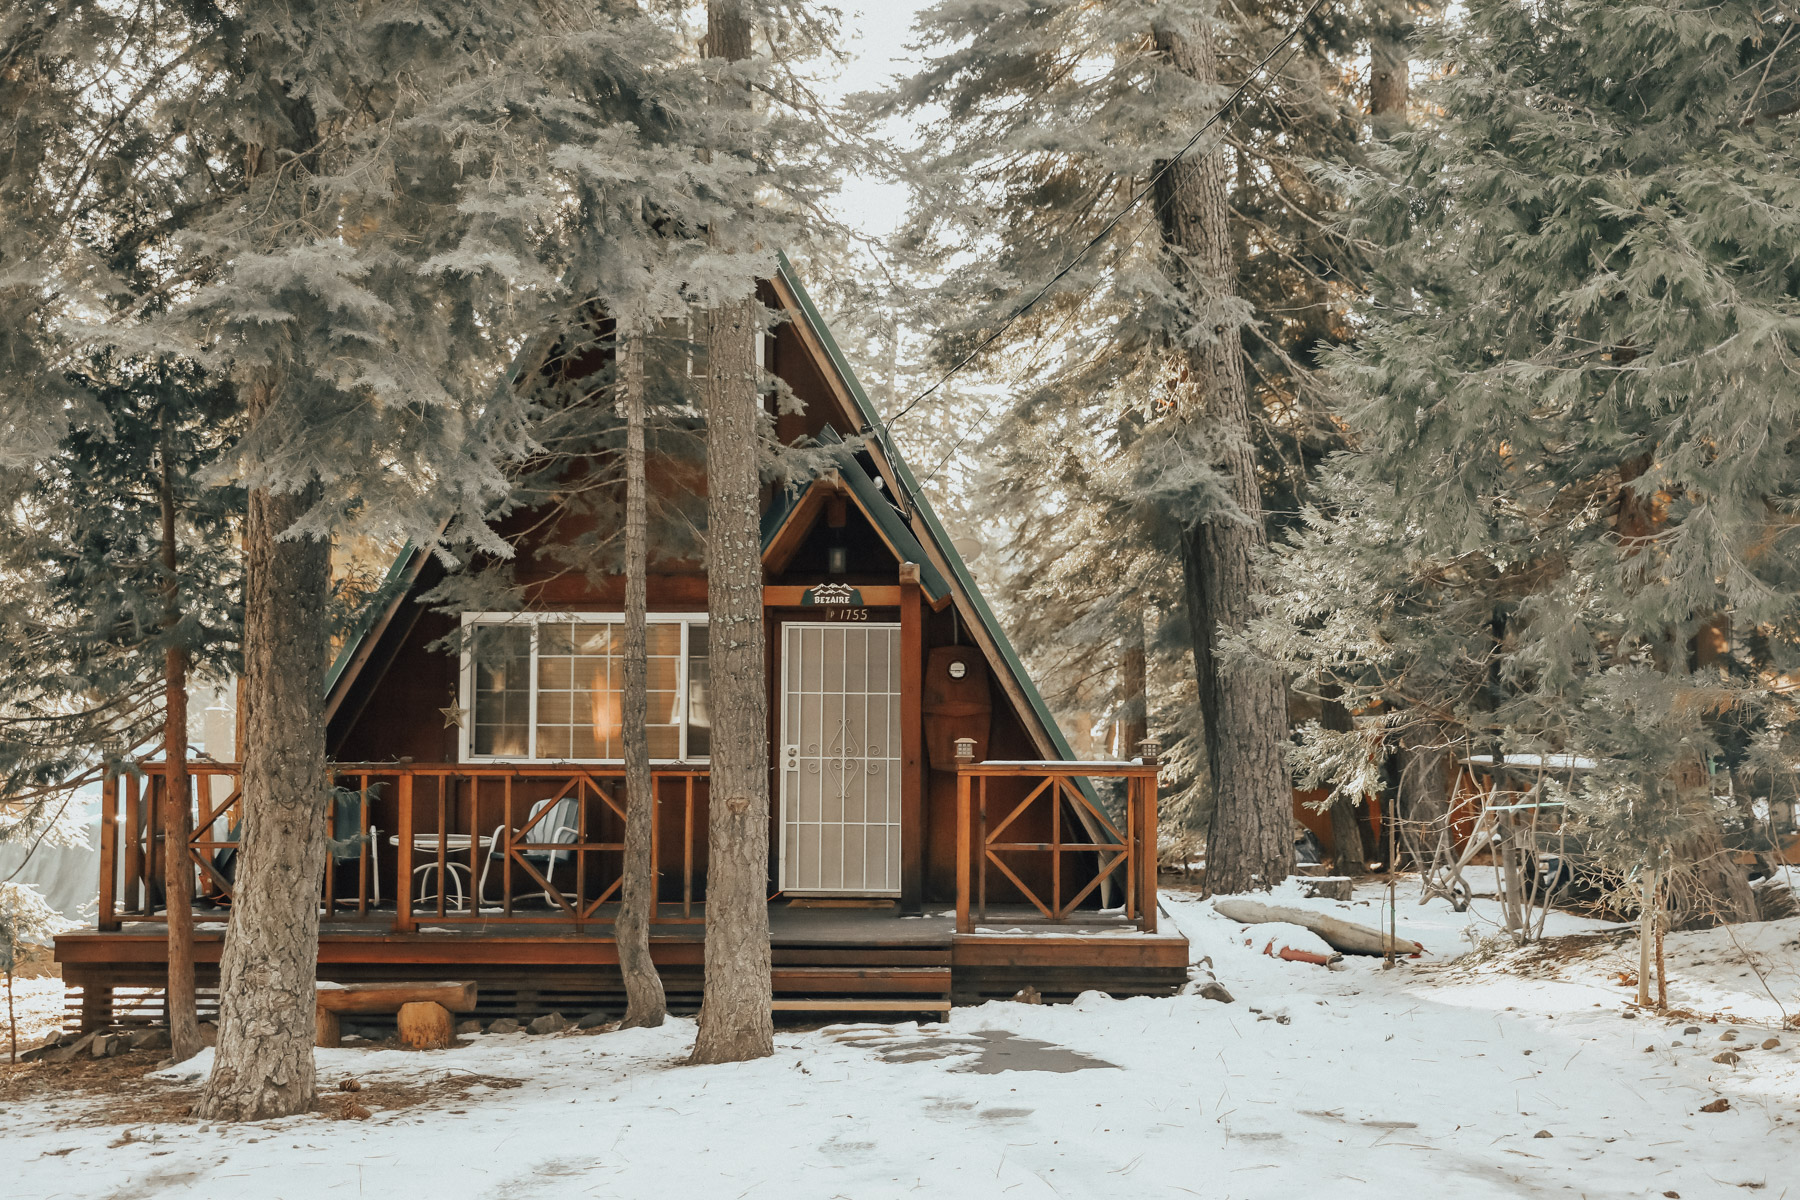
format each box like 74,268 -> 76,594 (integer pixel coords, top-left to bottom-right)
440,702 -> 469,729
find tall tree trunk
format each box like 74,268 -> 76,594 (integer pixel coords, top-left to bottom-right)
690,0 -> 772,1066
1319,684 -> 1369,875
692,291 -> 771,1063
158,427 -> 203,1063
617,329 -> 666,1029
1369,34 -> 1408,138
1154,15 -> 1292,896
197,378 -> 331,1121
1119,615 -> 1148,757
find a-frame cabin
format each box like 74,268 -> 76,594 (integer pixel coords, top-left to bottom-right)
55,258 -> 1187,1029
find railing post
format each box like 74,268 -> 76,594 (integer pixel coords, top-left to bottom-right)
122,771 -> 141,915
954,738 -> 976,933
395,770 -> 414,933
1137,739 -> 1161,933
98,771 -> 119,930
1125,771 -> 1138,923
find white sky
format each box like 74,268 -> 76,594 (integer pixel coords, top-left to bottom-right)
823,0 -> 934,240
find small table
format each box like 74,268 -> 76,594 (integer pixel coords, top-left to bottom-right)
389,834 -> 493,910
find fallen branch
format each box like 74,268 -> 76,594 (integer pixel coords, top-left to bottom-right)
1214,897 -> 1425,956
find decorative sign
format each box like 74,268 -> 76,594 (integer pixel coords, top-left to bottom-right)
801,583 -> 862,607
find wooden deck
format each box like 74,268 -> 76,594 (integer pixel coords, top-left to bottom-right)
62,753 -> 1187,1030
55,901 -> 1190,1030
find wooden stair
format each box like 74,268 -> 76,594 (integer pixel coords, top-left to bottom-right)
770,947 -> 952,1016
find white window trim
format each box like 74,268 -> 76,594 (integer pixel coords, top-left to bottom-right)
459,611 -> 710,766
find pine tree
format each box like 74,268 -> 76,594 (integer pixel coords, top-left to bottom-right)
0,3 -> 131,468
690,0 -> 774,1067
97,2 -> 747,1120
0,358 -> 241,1060
1262,0 -> 1800,939
400,0 -> 843,1057
616,327 -> 667,1029
877,0 -> 1411,888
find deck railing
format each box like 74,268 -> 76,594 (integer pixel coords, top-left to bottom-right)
953,739 -> 1161,934
100,761 -> 707,933
100,746 -> 1163,937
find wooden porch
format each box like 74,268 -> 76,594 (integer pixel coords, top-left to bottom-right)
56,755 -> 1188,1030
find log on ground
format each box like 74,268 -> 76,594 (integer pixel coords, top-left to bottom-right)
1212,897 -> 1424,956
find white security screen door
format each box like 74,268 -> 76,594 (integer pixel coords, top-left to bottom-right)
780,623 -> 903,895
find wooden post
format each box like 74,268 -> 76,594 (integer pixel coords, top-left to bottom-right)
1124,772 -> 1137,923
397,1001 -> 454,1050
122,772 -> 141,915
954,737 -> 975,933
80,985 -> 113,1032
503,774 -> 514,918
683,775 -> 694,918
99,772 -> 119,930
315,1005 -> 342,1049
650,773 -> 661,924
1137,739 -> 1161,933
396,771 -> 415,933
899,562 -> 925,914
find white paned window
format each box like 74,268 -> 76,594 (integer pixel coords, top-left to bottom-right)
460,614 -> 710,763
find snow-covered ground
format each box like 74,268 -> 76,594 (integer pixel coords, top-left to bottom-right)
5,880 -> 1798,1199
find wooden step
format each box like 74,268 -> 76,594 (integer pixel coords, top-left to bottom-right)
772,946 -> 950,968
771,998 -> 952,1013
771,966 -> 951,996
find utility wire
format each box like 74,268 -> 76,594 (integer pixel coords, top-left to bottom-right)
885,0 -> 1327,434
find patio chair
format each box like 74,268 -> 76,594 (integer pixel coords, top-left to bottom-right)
478,794 -> 580,908
329,788 -> 381,909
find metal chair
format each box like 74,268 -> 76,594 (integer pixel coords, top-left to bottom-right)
329,788 -> 381,909
478,794 -> 580,908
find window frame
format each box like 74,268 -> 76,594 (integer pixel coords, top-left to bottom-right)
458,611 -> 711,765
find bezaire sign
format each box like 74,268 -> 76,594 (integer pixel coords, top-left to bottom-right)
801,583 -> 862,606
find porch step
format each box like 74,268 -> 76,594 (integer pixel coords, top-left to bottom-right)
770,965 -> 952,1016
772,998 -> 952,1013
772,966 -> 951,995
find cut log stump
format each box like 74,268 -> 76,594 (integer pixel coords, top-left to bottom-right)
314,980 -> 478,1048
1303,877 -> 1354,902
398,1001 -> 455,1050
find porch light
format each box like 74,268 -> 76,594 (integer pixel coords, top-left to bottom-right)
827,544 -> 848,575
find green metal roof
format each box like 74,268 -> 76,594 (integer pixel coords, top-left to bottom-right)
324,539 -> 423,699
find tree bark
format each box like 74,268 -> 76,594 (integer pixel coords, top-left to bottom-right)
1154,15 -> 1292,896
691,290 -> 772,1064
1119,615 -> 1148,757
1369,34 -> 1408,138
158,427 -> 203,1063
617,329 -> 666,1029
1319,684 -> 1369,874
689,0 -> 771,1066
197,378 -> 331,1121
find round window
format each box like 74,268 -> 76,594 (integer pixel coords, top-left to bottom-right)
948,660 -> 967,679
